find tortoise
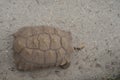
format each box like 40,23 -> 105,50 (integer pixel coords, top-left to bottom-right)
13,26 -> 74,71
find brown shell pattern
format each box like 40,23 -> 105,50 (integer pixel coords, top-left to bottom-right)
13,26 -> 73,70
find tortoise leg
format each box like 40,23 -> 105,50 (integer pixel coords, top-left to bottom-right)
59,60 -> 71,69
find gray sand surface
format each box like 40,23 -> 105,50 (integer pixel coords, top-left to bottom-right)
0,0 -> 120,80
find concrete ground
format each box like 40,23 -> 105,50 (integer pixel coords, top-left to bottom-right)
0,0 -> 120,80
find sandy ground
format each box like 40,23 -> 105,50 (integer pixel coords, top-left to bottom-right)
0,0 -> 120,80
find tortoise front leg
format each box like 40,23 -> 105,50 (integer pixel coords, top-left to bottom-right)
59,58 -> 71,69
60,61 -> 70,69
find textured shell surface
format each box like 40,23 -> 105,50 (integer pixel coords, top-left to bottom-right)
13,26 -> 73,70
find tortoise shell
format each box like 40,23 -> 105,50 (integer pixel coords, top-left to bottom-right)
13,26 -> 74,71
